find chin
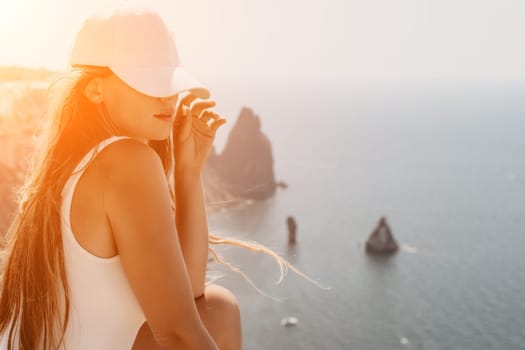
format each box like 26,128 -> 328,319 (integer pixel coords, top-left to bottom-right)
146,129 -> 172,141
148,137 -> 170,143
148,135 -> 170,141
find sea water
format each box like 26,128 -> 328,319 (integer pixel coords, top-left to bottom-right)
206,79 -> 525,350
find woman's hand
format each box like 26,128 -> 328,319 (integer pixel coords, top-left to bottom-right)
172,92 -> 227,173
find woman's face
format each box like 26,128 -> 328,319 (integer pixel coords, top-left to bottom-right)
101,73 -> 178,141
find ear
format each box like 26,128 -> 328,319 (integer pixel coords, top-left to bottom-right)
83,77 -> 104,104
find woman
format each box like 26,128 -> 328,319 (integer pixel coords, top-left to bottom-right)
0,7 -> 242,349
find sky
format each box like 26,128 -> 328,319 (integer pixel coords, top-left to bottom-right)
0,0 -> 524,82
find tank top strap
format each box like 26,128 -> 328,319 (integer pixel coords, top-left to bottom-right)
71,136 -> 131,183
60,135 -> 131,250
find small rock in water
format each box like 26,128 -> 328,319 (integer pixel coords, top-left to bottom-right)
287,216 -> 297,244
365,216 -> 399,254
281,316 -> 298,327
400,337 -> 409,345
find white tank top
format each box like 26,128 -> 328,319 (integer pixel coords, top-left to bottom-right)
60,136 -> 146,349
0,136 -> 147,349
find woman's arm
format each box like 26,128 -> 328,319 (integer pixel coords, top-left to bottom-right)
174,169 -> 209,299
101,139 -> 218,350
171,92 -> 226,299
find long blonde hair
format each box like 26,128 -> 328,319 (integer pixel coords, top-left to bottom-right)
0,66 -> 320,350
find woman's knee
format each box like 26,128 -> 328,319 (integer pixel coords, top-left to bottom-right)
196,284 -> 242,349
197,284 -> 241,322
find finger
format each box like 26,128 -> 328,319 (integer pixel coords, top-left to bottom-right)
173,99 -> 196,130
179,92 -> 198,108
176,93 -> 198,119
205,111 -> 222,125
198,108 -> 215,123
178,104 -> 193,141
210,117 -> 227,131
190,100 -> 216,118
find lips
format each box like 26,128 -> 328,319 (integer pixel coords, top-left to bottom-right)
153,111 -> 174,121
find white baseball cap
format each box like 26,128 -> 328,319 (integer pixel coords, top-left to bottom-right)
69,7 -> 210,99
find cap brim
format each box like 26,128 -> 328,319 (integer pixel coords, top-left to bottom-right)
110,65 -> 210,99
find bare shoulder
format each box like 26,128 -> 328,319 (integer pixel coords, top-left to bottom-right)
95,137 -> 174,253
96,138 -> 166,187
94,138 -> 171,223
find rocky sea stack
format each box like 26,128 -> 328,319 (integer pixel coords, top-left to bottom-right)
206,107 -> 277,200
365,217 -> 399,254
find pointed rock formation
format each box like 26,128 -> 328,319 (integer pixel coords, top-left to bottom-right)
365,216 -> 399,254
208,107 -> 277,200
